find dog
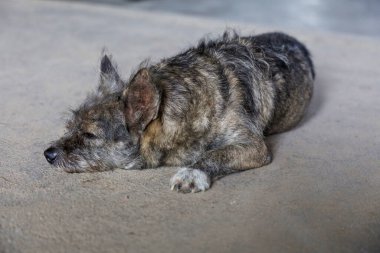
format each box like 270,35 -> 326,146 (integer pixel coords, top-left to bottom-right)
44,31 -> 314,193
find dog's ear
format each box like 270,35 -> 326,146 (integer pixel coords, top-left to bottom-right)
98,54 -> 123,94
123,68 -> 160,144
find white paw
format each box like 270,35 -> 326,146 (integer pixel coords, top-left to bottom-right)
170,167 -> 210,193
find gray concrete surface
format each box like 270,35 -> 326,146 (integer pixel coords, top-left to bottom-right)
66,0 -> 380,38
128,0 -> 380,38
1,1 -> 380,252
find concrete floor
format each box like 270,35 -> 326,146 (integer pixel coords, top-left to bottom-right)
129,0 -> 380,37
65,0 -> 380,37
1,1 -> 380,253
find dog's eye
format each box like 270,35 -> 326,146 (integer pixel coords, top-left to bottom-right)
83,132 -> 97,139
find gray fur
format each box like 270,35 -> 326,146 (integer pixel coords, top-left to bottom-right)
44,31 -> 314,193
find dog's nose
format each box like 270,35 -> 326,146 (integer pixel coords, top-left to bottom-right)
44,147 -> 58,164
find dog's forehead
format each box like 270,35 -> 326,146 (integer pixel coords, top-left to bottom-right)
67,96 -> 123,129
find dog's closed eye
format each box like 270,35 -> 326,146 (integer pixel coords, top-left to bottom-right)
83,132 -> 97,139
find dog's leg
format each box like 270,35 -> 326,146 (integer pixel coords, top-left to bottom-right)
170,137 -> 271,193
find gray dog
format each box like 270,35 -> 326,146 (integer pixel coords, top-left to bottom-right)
44,31 -> 314,193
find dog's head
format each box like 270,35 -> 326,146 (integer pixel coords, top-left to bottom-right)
43,55 -> 160,172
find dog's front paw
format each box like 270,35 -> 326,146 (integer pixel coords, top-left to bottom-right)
170,168 -> 210,193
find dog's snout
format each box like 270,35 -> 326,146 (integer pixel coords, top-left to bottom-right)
44,147 -> 58,164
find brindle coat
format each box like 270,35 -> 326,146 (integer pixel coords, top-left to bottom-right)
44,31 -> 314,193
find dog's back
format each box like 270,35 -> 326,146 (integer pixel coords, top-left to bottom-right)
247,32 -> 314,134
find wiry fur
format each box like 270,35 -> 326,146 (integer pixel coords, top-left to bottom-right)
44,31 -> 314,193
